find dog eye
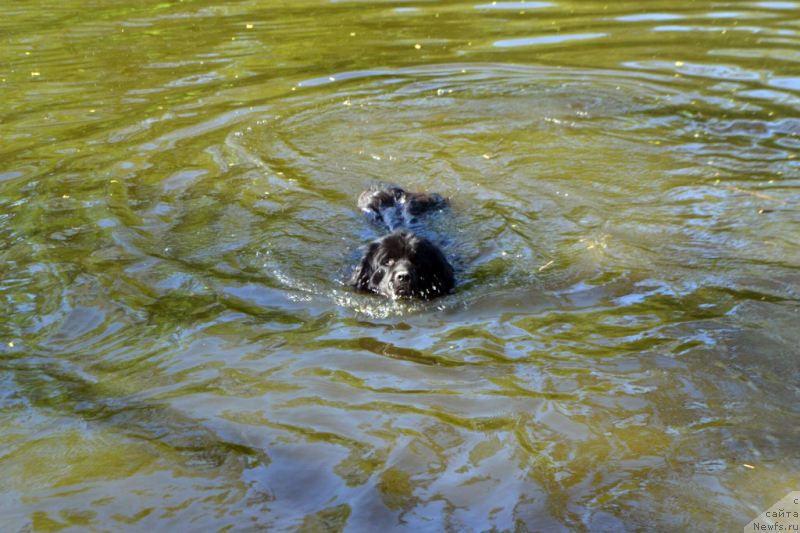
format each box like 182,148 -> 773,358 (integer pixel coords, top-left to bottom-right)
383,259 -> 395,266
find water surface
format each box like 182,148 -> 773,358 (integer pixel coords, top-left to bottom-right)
1,0 -> 799,531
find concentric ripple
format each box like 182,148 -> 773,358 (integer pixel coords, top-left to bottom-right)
2,1 -> 799,531
226,64 -> 797,313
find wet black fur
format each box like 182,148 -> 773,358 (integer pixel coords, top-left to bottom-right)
350,186 -> 454,300
357,185 -> 450,233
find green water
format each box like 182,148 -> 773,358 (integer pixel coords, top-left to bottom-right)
2,0 -> 799,531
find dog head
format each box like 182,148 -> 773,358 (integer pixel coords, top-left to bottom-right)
350,231 -> 454,300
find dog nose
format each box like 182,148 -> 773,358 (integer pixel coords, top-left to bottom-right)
394,271 -> 410,283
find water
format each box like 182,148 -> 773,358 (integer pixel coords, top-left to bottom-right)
1,1 -> 799,531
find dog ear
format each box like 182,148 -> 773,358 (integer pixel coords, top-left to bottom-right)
350,242 -> 379,290
418,241 -> 455,298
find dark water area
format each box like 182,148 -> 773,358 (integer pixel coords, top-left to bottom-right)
1,0 -> 799,531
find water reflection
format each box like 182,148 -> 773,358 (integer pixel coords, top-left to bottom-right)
476,2 -> 555,9
1,0 -> 799,531
494,33 -> 607,48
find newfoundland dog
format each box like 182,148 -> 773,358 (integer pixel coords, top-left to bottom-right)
350,186 -> 454,300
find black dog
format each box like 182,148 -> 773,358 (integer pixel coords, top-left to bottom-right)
356,185 -> 449,231
350,186 -> 454,300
